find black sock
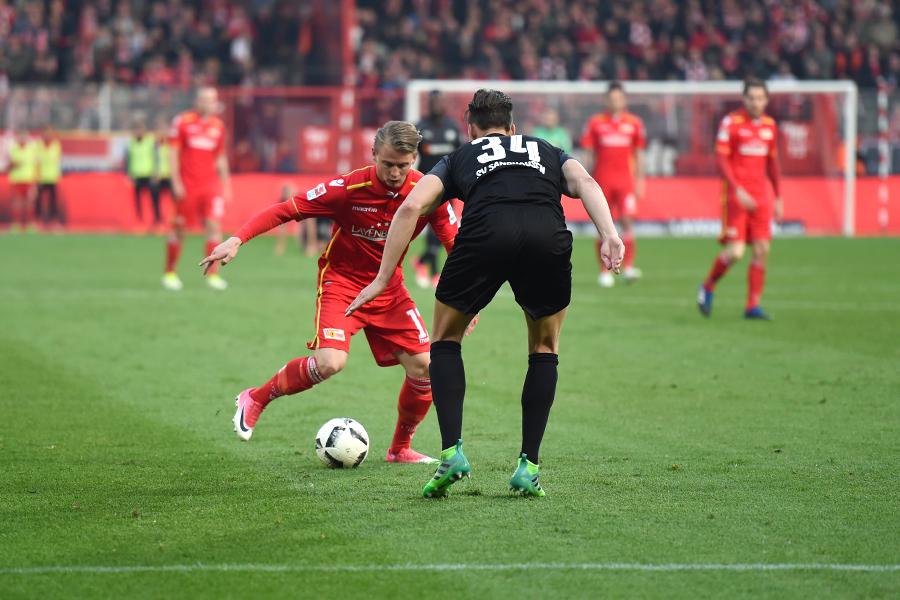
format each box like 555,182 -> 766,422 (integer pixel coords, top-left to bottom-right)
429,340 -> 465,450
521,353 -> 559,463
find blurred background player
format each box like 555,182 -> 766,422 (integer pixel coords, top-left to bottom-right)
164,87 -> 231,291
698,78 -> 783,321
36,127 -> 63,231
127,117 -> 160,229
533,108 -> 573,153
201,121 -> 458,464
580,81 -> 646,287
413,90 -> 461,289
7,129 -> 38,232
153,116 -> 174,233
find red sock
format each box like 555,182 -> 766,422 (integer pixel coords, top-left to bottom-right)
704,254 -> 732,291
249,356 -> 324,409
165,237 -> 182,273
623,234 -> 636,269
747,261 -> 766,310
390,376 -> 432,452
595,239 -> 608,272
204,238 -> 220,275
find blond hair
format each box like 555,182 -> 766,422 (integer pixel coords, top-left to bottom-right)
373,121 -> 422,154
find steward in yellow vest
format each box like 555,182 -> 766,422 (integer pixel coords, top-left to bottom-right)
128,123 -> 160,225
8,132 -> 38,229
36,128 -> 64,227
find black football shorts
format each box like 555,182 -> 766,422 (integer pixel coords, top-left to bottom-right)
436,204 -> 572,320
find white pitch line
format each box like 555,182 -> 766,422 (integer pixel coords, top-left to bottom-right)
1,563 -> 898,576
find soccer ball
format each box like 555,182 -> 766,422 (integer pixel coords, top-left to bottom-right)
315,418 -> 369,468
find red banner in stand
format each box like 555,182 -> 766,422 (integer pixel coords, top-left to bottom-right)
0,173 -> 898,235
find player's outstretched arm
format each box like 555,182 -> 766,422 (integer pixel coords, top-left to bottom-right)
562,159 -> 625,272
199,201 -> 300,274
346,174 -> 445,315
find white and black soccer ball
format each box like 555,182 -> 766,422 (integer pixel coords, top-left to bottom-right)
315,418 -> 369,468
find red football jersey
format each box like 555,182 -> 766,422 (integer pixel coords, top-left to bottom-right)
291,166 -> 458,292
169,110 -> 225,193
579,111 -> 646,184
716,108 -> 778,196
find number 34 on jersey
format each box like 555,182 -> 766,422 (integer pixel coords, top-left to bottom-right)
474,135 -> 545,177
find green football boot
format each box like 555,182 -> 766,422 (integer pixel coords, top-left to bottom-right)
422,440 -> 471,498
508,453 -> 546,497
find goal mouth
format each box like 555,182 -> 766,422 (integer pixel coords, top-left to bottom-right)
407,80 -> 859,237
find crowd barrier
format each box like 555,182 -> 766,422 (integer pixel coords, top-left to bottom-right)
1,173 -> 897,235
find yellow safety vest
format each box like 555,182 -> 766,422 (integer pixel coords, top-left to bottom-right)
37,139 -> 62,184
128,134 -> 156,179
8,140 -> 39,183
156,141 -> 171,179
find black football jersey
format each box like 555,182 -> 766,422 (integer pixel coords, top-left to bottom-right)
428,134 -> 573,224
417,116 -> 463,172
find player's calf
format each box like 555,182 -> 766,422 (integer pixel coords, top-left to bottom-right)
233,356 -> 328,440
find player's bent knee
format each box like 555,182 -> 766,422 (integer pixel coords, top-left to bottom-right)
410,356 -> 431,379
726,246 -> 745,262
527,327 -> 562,355
529,341 -> 559,354
404,363 -> 430,379
752,241 -> 770,259
313,354 -> 347,379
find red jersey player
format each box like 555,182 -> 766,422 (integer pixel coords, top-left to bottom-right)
163,87 -> 232,291
200,121 -> 459,464
580,81 -> 646,287
698,78 -> 783,320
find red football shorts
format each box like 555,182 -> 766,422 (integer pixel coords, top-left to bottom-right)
720,190 -> 773,244
308,282 -> 430,367
175,188 -> 224,227
599,181 -> 637,220
11,183 -> 33,198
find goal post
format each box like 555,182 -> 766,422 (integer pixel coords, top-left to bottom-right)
406,80 -> 859,237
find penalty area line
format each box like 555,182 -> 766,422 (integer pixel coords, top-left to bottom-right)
1,563 -> 899,575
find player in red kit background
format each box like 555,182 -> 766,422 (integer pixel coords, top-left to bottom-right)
698,78 -> 783,320
163,87 -> 232,291
580,81 -> 646,288
200,121 -> 460,464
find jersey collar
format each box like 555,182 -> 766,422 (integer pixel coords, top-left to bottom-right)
368,165 -> 415,199
737,108 -> 765,124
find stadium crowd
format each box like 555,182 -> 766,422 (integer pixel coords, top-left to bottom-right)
0,1 -> 895,90
0,0 -> 325,88
356,0 -> 899,89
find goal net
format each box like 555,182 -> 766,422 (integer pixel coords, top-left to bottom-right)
406,80 -> 858,236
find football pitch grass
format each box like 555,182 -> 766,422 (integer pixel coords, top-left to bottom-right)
2,234 -> 898,599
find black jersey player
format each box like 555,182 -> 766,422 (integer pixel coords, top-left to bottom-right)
348,89 -> 624,498
413,91 -> 462,288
